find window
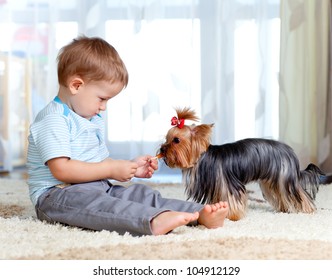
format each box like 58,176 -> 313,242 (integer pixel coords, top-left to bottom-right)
105,18 -> 201,143
234,18 -> 280,140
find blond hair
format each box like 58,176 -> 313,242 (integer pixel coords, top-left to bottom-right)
57,35 -> 128,87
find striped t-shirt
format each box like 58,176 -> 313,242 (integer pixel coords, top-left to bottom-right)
27,96 -> 110,206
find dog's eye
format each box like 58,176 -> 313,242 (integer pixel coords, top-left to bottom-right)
173,137 -> 180,144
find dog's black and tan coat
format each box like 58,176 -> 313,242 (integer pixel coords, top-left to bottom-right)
159,107 -> 332,221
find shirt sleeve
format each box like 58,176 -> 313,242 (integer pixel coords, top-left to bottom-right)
30,114 -> 72,165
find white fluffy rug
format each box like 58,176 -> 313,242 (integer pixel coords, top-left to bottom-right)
0,178 -> 332,260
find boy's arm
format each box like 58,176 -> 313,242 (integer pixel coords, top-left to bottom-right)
47,157 -> 138,183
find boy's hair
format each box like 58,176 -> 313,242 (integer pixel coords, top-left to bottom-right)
57,35 -> 128,87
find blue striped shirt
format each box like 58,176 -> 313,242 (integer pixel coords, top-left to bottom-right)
27,96 -> 109,205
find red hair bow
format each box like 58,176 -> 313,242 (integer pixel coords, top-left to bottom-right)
171,116 -> 185,128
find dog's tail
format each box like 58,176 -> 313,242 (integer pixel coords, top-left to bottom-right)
300,163 -> 332,199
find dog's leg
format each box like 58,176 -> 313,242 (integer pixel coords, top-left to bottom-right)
295,189 -> 316,213
259,180 -> 316,213
223,188 -> 248,221
259,181 -> 284,211
183,159 -> 249,221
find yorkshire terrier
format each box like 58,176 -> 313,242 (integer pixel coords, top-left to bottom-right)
158,107 -> 332,221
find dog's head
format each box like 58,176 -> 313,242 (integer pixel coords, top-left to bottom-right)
159,107 -> 213,168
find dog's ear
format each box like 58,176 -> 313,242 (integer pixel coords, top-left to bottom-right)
189,124 -> 213,156
191,124 -> 213,140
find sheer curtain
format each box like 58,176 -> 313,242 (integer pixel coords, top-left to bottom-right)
0,0 -> 280,173
199,0 -> 280,144
279,0 -> 332,172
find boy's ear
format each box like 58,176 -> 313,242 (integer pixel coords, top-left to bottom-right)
68,76 -> 84,94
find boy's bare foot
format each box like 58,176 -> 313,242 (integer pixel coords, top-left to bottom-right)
198,201 -> 229,228
151,211 -> 199,235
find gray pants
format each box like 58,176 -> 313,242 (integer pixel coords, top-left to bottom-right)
35,180 -> 203,236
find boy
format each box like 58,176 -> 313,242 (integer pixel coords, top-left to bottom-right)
27,35 -> 229,236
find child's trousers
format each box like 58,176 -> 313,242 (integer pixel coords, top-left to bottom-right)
35,180 -> 203,236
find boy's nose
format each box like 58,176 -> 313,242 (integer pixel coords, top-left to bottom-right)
100,103 -> 107,111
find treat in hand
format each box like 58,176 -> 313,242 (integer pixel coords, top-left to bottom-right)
150,153 -> 164,160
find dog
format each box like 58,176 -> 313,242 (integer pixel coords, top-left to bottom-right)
158,107 -> 332,221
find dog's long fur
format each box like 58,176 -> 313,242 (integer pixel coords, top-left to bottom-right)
159,107 -> 332,220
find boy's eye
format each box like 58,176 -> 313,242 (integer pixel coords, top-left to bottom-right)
173,137 -> 180,144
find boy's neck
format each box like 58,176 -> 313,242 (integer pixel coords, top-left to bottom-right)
57,85 -> 72,107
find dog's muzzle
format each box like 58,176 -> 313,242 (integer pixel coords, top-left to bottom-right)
159,146 -> 169,166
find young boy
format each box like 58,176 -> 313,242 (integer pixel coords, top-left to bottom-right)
27,35 -> 229,236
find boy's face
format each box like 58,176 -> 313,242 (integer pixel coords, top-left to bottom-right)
69,79 -> 124,119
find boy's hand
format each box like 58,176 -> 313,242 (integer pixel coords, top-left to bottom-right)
105,158 -> 138,182
132,155 -> 158,178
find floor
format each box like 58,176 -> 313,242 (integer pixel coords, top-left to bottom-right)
0,166 -> 28,180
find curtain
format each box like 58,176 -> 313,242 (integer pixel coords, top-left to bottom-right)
279,0 -> 332,172
0,0 -> 280,173
199,0 -> 280,144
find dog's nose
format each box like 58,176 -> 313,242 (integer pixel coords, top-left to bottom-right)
160,146 -> 166,154
159,146 -> 169,166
